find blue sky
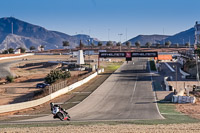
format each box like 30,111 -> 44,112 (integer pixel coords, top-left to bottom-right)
0,0 -> 200,41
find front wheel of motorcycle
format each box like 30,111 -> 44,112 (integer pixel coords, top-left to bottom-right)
66,114 -> 71,121
57,112 -> 64,121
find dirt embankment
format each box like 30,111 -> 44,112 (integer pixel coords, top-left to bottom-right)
1,123 -> 200,133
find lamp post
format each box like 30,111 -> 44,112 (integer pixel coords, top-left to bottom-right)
173,65 -> 178,90
196,54 -> 199,86
118,33 -> 123,52
87,39 -> 91,69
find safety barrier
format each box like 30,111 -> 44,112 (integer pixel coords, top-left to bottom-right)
172,95 -> 196,103
164,77 -> 170,91
0,68 -> 104,114
179,68 -> 190,79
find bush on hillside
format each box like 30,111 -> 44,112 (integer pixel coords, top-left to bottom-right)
6,76 -> 14,83
45,69 -> 71,84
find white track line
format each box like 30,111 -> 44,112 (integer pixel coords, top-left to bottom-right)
148,59 -> 165,119
130,74 -> 138,102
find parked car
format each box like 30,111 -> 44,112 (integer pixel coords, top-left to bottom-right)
36,83 -> 49,88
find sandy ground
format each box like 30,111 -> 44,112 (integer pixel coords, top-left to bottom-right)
1,123 -> 200,133
0,55 -> 97,105
176,91 -> 200,119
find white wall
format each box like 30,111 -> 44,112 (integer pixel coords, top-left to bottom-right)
0,53 -> 34,61
0,69 -> 104,114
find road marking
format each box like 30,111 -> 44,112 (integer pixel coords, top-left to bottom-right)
130,74 -> 138,103
8,114 -> 50,117
73,92 -> 91,94
161,113 -> 186,115
64,101 -> 81,104
148,59 -> 165,119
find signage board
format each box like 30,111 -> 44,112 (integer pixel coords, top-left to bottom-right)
126,52 -> 132,58
99,52 -> 158,58
131,52 -> 158,57
99,52 -> 126,58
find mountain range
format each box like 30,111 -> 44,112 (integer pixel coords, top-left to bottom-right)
0,17 -> 196,51
127,28 -> 195,46
0,17 -> 99,51
126,35 -> 169,45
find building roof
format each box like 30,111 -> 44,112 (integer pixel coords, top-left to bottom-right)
154,55 -> 172,60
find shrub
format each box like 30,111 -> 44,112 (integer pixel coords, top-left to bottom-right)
6,76 -> 14,83
45,69 -> 71,84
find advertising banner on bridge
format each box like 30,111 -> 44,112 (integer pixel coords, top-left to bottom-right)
131,52 -> 158,57
99,52 -> 126,58
99,52 -> 158,58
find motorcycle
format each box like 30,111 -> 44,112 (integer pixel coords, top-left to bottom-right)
50,102 -> 71,121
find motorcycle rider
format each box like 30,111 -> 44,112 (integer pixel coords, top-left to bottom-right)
50,102 -> 70,118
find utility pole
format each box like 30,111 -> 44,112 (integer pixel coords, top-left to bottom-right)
173,65 -> 178,90
118,33 -> 123,42
163,28 -> 165,45
176,65 -> 178,90
196,54 -> 199,86
88,39 -> 91,68
118,33 -> 123,52
11,22 -> 13,34
125,28 -> 127,42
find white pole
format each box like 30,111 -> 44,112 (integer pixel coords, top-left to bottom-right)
11,22 -> 13,34
196,54 -> 199,86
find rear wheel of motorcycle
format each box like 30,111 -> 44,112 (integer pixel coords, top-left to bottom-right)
57,112 -> 64,121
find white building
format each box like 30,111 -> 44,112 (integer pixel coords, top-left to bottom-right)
195,21 -> 200,44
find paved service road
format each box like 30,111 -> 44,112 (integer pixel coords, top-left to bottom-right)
68,58 -> 163,121
20,58 -> 163,122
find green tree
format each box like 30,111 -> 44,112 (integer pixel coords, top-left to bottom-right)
156,43 -> 161,48
45,69 -> 71,84
98,41 -> 103,47
2,50 -> 8,54
106,41 -> 113,47
135,41 -> 140,48
8,48 -> 14,54
175,43 -> 179,48
145,42 -> 152,48
185,42 -> 190,48
63,41 -> 70,49
165,41 -> 171,47
126,41 -> 131,48
116,42 -> 122,46
29,46 -> 36,51
17,47 -> 26,53
6,75 -> 14,83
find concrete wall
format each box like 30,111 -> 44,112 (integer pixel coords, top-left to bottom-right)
168,81 -> 199,92
0,53 -> 34,61
0,69 -> 104,114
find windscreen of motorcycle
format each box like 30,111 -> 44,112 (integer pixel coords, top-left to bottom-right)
52,107 -> 59,114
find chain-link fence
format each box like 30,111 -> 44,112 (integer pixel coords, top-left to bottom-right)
45,80 -> 68,94
43,71 -> 95,95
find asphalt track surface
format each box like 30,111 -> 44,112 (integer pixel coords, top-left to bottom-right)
20,58 -> 163,122
0,58 -> 67,78
0,60 -> 19,78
